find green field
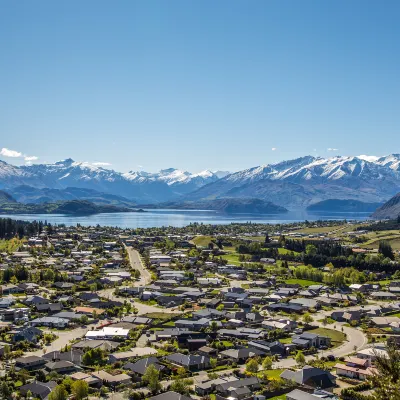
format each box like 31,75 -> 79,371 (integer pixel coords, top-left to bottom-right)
263,369 -> 285,379
284,279 -> 322,287
192,235 -> 214,247
307,327 -> 347,348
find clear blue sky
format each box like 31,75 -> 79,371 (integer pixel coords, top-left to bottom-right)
1,0 -> 399,173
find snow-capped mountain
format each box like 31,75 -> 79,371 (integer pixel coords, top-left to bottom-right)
185,155 -> 400,208
1,155 -> 400,207
123,167 -> 219,194
0,160 -> 219,202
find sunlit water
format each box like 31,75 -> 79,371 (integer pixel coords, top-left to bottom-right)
0,209 -> 372,228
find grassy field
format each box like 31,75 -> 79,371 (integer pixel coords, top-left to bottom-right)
192,235 -> 214,247
308,327 -> 347,348
221,253 -> 243,265
278,248 -> 301,255
284,279 -> 322,287
263,369 -> 285,379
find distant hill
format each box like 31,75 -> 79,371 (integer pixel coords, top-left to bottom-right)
0,190 -> 16,203
307,199 -> 382,212
7,185 -> 136,207
371,193 -> 400,219
0,199 -> 140,215
145,198 -> 288,214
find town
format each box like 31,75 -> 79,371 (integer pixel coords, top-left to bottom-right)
0,217 -> 400,400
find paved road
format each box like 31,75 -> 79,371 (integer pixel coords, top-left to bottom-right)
25,325 -> 92,356
274,319 -> 368,368
98,246 -> 181,316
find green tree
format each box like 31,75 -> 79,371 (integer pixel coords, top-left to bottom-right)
378,240 -> 394,260
262,356 -> 273,370
295,351 -> 306,367
210,358 -> 217,369
170,378 -> 193,395
142,364 -> 161,393
303,313 -> 314,327
369,345 -> 400,400
71,380 -> 89,400
48,384 -> 68,400
246,358 -> 259,373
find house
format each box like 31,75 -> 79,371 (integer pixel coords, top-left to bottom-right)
220,347 -> 265,363
108,347 -> 157,362
330,310 -> 361,323
356,347 -> 388,361
215,377 -> 261,399
31,316 -> 70,329
280,366 -> 336,390
12,326 -> 43,343
289,298 -> 320,310
266,303 -> 304,313
286,389 -> 338,400
15,355 -> 47,371
148,392 -> 194,400
292,333 -> 331,349
46,360 -> 78,374
43,349 -> 83,366
248,340 -> 288,356
123,357 -> 166,380
85,327 -> 130,340
195,376 -> 238,396
335,357 -> 375,380
370,291 -> 397,300
165,353 -> 210,371
92,370 -> 131,387
262,318 -> 297,332
70,372 -> 103,388
19,381 -> 57,400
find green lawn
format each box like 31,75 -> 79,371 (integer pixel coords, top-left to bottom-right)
263,369 -> 285,379
192,235 -> 214,247
284,279 -> 322,287
279,337 -> 292,344
268,395 -> 286,400
278,248 -> 300,255
221,253 -> 242,265
307,327 -> 347,348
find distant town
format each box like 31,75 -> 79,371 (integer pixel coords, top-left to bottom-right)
0,216 -> 398,399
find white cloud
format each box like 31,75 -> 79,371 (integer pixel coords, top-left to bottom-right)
137,165 -> 144,168
92,162 -> 112,166
271,148 -> 277,151
358,155 -> 379,162
327,148 -> 339,151
25,156 -> 38,161
0,147 -> 23,157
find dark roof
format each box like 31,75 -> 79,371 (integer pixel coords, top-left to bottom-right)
148,392 -> 193,400
123,357 -> 164,375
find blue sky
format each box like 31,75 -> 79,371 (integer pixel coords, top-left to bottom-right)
1,0 -> 399,173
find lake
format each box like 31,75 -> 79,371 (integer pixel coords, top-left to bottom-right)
0,209 -> 372,228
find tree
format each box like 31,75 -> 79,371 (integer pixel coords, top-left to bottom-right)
262,356 -> 273,370
306,244 -> 317,256
246,358 -> 259,373
216,304 -> 224,311
379,240 -> 394,260
265,233 -> 271,244
71,380 -> 89,400
0,381 -> 11,399
48,384 -> 68,400
210,321 -> 218,332
295,351 -> 306,367
210,358 -> 217,369
142,364 -> 161,393
170,378 -> 193,395
80,315 -> 89,325
369,345 -> 400,399
303,313 -> 314,327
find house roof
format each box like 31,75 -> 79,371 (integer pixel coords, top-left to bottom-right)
148,391 -> 193,400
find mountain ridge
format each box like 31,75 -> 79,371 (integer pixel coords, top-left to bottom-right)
1,155 -> 400,208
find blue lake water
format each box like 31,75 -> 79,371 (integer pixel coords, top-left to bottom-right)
0,209 -> 372,228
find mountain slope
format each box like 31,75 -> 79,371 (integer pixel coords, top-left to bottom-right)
185,155 -> 400,208
7,185 -> 136,206
371,193 -> 400,219
307,199 -> 382,212
145,198 -> 288,214
0,160 -> 218,203
0,190 -> 16,203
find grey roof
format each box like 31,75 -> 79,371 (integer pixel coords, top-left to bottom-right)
148,391 -> 193,400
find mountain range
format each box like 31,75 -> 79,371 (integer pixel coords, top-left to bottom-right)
1,155 -> 400,209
